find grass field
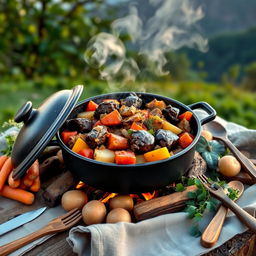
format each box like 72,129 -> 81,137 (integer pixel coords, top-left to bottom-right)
1,79 -> 256,131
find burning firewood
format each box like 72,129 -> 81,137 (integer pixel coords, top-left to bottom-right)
133,185 -> 197,221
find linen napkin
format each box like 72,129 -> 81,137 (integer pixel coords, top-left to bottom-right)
67,116 -> 256,256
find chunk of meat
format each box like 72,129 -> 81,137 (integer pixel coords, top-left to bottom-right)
122,112 -> 146,129
85,125 -> 108,149
120,93 -> 142,108
130,130 -> 155,153
94,101 -> 119,119
162,105 -> 180,123
65,118 -> 92,133
149,108 -> 162,117
119,105 -> 137,117
146,99 -> 166,110
155,129 -> 179,150
178,119 -> 191,133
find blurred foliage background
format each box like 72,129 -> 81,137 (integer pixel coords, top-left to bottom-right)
0,0 -> 256,130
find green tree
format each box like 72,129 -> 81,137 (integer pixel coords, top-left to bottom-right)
243,62 -> 256,90
0,0 -> 109,79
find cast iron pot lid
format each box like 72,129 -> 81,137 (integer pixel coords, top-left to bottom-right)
11,85 -> 83,179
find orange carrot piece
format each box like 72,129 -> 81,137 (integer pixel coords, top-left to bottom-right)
86,100 -> 98,111
137,110 -> 149,119
100,110 -> 122,126
179,132 -> 194,149
107,133 -> 129,150
21,175 -> 34,187
19,183 -> 28,190
178,111 -> 193,121
61,130 -> 78,144
30,176 -> 41,192
26,160 -> 39,180
0,185 -> 34,205
0,157 -> 13,190
8,171 -> 20,188
0,155 -> 8,170
115,151 -> 136,165
130,122 -> 146,131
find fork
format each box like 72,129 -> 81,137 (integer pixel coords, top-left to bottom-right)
196,174 -> 256,233
0,208 -> 82,256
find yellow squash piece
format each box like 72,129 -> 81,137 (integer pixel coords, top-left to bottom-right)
144,147 -> 171,162
72,138 -> 89,153
162,120 -> 182,135
77,111 -> 95,120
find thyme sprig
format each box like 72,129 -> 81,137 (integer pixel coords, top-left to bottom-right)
175,176 -> 239,237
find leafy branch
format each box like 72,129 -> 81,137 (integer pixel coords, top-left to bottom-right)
175,176 -> 239,237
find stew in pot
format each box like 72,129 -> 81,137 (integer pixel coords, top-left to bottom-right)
61,93 -> 194,165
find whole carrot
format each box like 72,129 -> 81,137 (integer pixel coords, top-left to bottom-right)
21,175 -> 34,187
26,160 -> 39,181
0,155 -> 8,170
30,176 -> 41,192
8,171 -> 20,188
0,185 -> 34,205
19,183 -> 28,190
0,157 -> 13,190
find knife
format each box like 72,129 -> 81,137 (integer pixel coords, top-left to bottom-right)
0,207 -> 47,236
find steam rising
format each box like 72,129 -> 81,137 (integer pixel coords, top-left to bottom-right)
84,0 -> 208,87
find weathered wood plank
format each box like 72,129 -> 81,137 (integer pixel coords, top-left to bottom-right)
24,231 -> 75,256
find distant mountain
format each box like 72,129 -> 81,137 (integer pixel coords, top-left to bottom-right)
106,0 -> 256,36
183,27 -> 256,81
198,0 -> 256,36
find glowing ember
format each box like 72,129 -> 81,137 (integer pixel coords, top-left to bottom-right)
141,191 -> 158,201
76,181 -> 85,189
100,193 -> 117,203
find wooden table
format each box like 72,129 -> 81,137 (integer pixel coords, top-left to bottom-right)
0,152 -> 255,256
1,193 -> 255,256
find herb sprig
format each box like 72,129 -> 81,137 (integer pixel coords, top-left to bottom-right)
1,120 -> 20,156
175,176 -> 239,237
1,135 -> 17,156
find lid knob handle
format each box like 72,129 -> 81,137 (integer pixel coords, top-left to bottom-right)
14,101 -> 33,123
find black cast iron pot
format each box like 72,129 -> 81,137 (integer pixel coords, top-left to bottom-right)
58,92 -> 216,193
11,86 -> 216,194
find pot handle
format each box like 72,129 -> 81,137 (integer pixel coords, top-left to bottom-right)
188,102 -> 216,125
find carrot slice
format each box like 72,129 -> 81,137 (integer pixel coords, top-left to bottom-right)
0,157 -> 13,190
178,111 -> 193,121
138,110 -> 149,119
78,148 -> 94,159
86,100 -> 98,111
179,132 -> 194,149
100,110 -> 122,126
61,131 -> 78,144
115,151 -> 136,165
0,185 -> 34,205
130,122 -> 146,131
107,133 -> 129,150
